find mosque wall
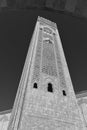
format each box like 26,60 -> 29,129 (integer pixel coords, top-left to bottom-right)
0,94 -> 87,130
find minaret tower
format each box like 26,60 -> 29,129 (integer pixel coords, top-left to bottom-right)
7,16 -> 86,130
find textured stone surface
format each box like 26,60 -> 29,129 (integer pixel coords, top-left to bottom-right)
1,94 -> 87,130
0,111 -> 11,130
6,16 -> 86,130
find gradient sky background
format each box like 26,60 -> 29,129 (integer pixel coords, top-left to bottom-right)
0,8 -> 87,111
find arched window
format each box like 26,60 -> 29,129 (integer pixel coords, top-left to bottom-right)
33,82 -> 38,89
62,90 -> 66,96
47,82 -> 53,93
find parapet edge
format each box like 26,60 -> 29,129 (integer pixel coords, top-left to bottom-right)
37,16 -> 57,30
0,109 -> 12,115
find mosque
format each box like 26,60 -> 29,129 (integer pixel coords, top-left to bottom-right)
0,16 -> 87,130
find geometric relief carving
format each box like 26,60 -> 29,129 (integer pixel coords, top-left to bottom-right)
53,34 -> 67,89
31,28 -> 43,83
42,39 -> 57,77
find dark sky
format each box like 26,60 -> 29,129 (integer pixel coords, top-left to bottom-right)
0,8 -> 87,111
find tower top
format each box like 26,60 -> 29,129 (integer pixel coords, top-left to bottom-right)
37,16 -> 57,30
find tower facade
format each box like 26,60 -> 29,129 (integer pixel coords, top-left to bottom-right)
7,16 -> 86,130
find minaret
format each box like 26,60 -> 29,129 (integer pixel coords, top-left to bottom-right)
7,16 -> 86,130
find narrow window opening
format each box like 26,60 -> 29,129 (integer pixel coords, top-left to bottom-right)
33,82 -> 38,89
47,82 -> 53,93
62,90 -> 66,96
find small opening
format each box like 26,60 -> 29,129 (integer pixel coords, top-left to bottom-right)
62,90 -> 66,96
45,39 -> 52,44
47,82 -> 53,93
33,82 -> 38,89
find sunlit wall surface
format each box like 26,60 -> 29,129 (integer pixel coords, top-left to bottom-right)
0,111 -> 11,130
0,95 -> 87,130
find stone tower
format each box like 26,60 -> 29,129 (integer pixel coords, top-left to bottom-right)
7,16 -> 86,130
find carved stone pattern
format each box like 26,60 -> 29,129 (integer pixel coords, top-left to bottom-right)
43,32 -> 53,41
41,39 -> 57,77
53,34 -> 67,89
31,28 -> 42,83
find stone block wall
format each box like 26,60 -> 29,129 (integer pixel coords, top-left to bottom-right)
0,94 -> 87,129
